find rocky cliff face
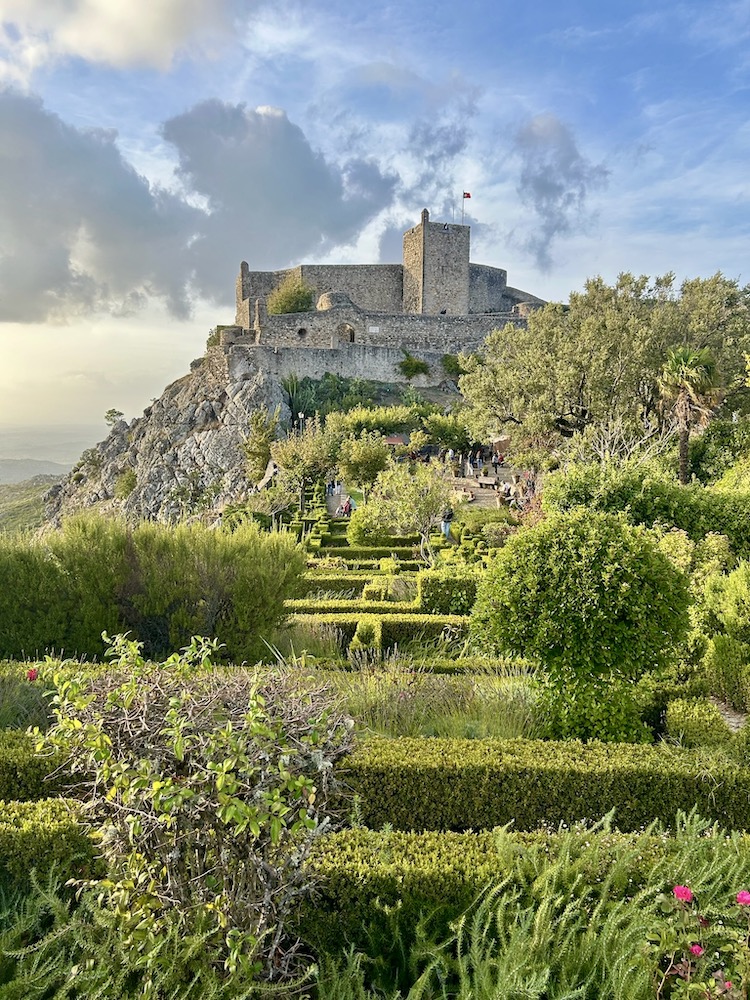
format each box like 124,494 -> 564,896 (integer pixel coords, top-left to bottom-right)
45,346 -> 289,525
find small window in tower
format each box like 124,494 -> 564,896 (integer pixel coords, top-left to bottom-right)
297,328 -> 307,338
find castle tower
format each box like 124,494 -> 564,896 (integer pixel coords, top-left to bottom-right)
402,208 -> 470,315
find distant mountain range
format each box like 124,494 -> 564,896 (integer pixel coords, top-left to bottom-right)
0,459 -> 72,485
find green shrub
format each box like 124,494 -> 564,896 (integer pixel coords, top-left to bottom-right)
0,730 -> 62,801
416,568 -> 479,615
299,574 -> 370,597
397,352 -> 430,380
542,460 -> 750,557
42,636 -> 354,991
339,737 -> 750,832
345,506 -> 390,547
348,616 -> 382,656
0,798 -> 95,890
0,516 -> 305,663
665,698 -> 733,747
440,353 -> 465,377
703,634 -> 750,711
285,598 -> 415,614
113,468 -> 137,499
289,613 -> 468,649
0,672 -> 53,730
470,509 -> 691,741
266,274 -> 314,314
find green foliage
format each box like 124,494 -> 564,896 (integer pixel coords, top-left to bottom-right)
713,455 -> 750,492
290,373 -> 382,419
325,404 -> 427,439
241,406 -> 279,482
43,634 -> 354,991
103,408 -> 124,426
0,730 -> 62,801
703,635 -> 750,711
0,799 -> 94,891
0,477 -> 53,536
113,467 -> 137,499
266,273 -> 314,314
205,326 -> 221,347
416,568 -> 479,615
460,271 -> 750,460
341,737 -> 750,832
658,344 -> 722,484
471,509 -> 690,681
348,616 -> 382,656
367,461 -> 453,564
440,353 -> 467,377
289,613 -> 468,650
665,698 -> 733,748
542,459 -> 750,557
0,514 -> 304,662
420,410 -> 472,453
0,672 -> 51,730
337,432 -> 391,499
270,415 -> 335,489
690,415 -> 750,483
345,504 -> 391,547
397,351 -> 430,380
303,814 -> 750,999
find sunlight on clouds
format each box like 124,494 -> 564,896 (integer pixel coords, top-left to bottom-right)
0,0 -> 234,76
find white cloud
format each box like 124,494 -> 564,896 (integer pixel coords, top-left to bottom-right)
0,0 -> 235,80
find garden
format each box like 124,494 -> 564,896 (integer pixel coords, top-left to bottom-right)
2,272 -> 750,997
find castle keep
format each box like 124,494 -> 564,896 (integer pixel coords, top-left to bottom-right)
221,209 -> 545,386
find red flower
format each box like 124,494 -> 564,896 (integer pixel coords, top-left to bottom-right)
673,885 -> 693,902
689,944 -> 704,956
736,890 -> 750,906
26,668 -> 38,682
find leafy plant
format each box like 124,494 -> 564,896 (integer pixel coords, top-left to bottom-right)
266,274 -> 314,315
42,634 -> 354,993
470,508 -> 692,741
397,351 -> 430,381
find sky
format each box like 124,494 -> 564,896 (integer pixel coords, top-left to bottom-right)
0,0 -> 748,458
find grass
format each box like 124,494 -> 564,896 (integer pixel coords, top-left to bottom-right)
328,663 -> 544,739
0,476 -> 59,535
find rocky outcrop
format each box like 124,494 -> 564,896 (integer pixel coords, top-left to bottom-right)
45,346 -> 289,525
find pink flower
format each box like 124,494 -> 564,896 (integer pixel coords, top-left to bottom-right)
689,944 -> 704,956
725,984 -> 733,991
26,668 -> 38,682
673,885 -> 693,902
736,890 -> 750,906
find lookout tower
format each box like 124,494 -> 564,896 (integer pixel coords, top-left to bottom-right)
402,208 -> 470,316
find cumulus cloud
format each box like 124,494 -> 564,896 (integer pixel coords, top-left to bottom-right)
0,0 -> 234,80
0,89 -> 199,322
513,113 -> 609,270
161,99 -> 397,299
0,91 -> 398,322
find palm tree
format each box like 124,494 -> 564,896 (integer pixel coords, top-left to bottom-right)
658,346 -> 722,484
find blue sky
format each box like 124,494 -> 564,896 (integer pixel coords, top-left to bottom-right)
0,0 -> 748,452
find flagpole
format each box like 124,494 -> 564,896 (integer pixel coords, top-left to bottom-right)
461,192 -> 464,225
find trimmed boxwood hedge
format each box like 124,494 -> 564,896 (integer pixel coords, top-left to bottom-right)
0,798 -> 97,890
322,546 -> 417,560
0,730 -> 63,801
285,598 -> 417,614
340,737 -> 750,832
288,613 -> 469,647
297,826 -> 670,957
298,574 -> 371,597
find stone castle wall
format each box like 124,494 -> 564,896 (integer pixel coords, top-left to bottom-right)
225,341 -> 467,388
421,218 -> 470,315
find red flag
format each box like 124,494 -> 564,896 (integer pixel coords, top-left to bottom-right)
463,191 -> 471,198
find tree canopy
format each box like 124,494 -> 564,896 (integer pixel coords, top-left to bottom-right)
459,272 -> 749,463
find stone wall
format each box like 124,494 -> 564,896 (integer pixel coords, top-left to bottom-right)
421,219 -> 470,315
469,263 -> 508,313
402,215 -> 424,314
226,342 -> 463,388
222,303 -> 523,355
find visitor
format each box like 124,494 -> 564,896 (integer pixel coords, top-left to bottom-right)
492,450 -> 501,474
342,497 -> 352,516
440,506 -> 454,540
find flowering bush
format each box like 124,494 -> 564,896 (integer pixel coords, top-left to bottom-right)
649,884 -> 750,997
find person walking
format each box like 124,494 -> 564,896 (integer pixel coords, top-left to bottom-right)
440,506 -> 454,541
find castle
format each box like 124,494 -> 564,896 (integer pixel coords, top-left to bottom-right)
218,209 -> 545,386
